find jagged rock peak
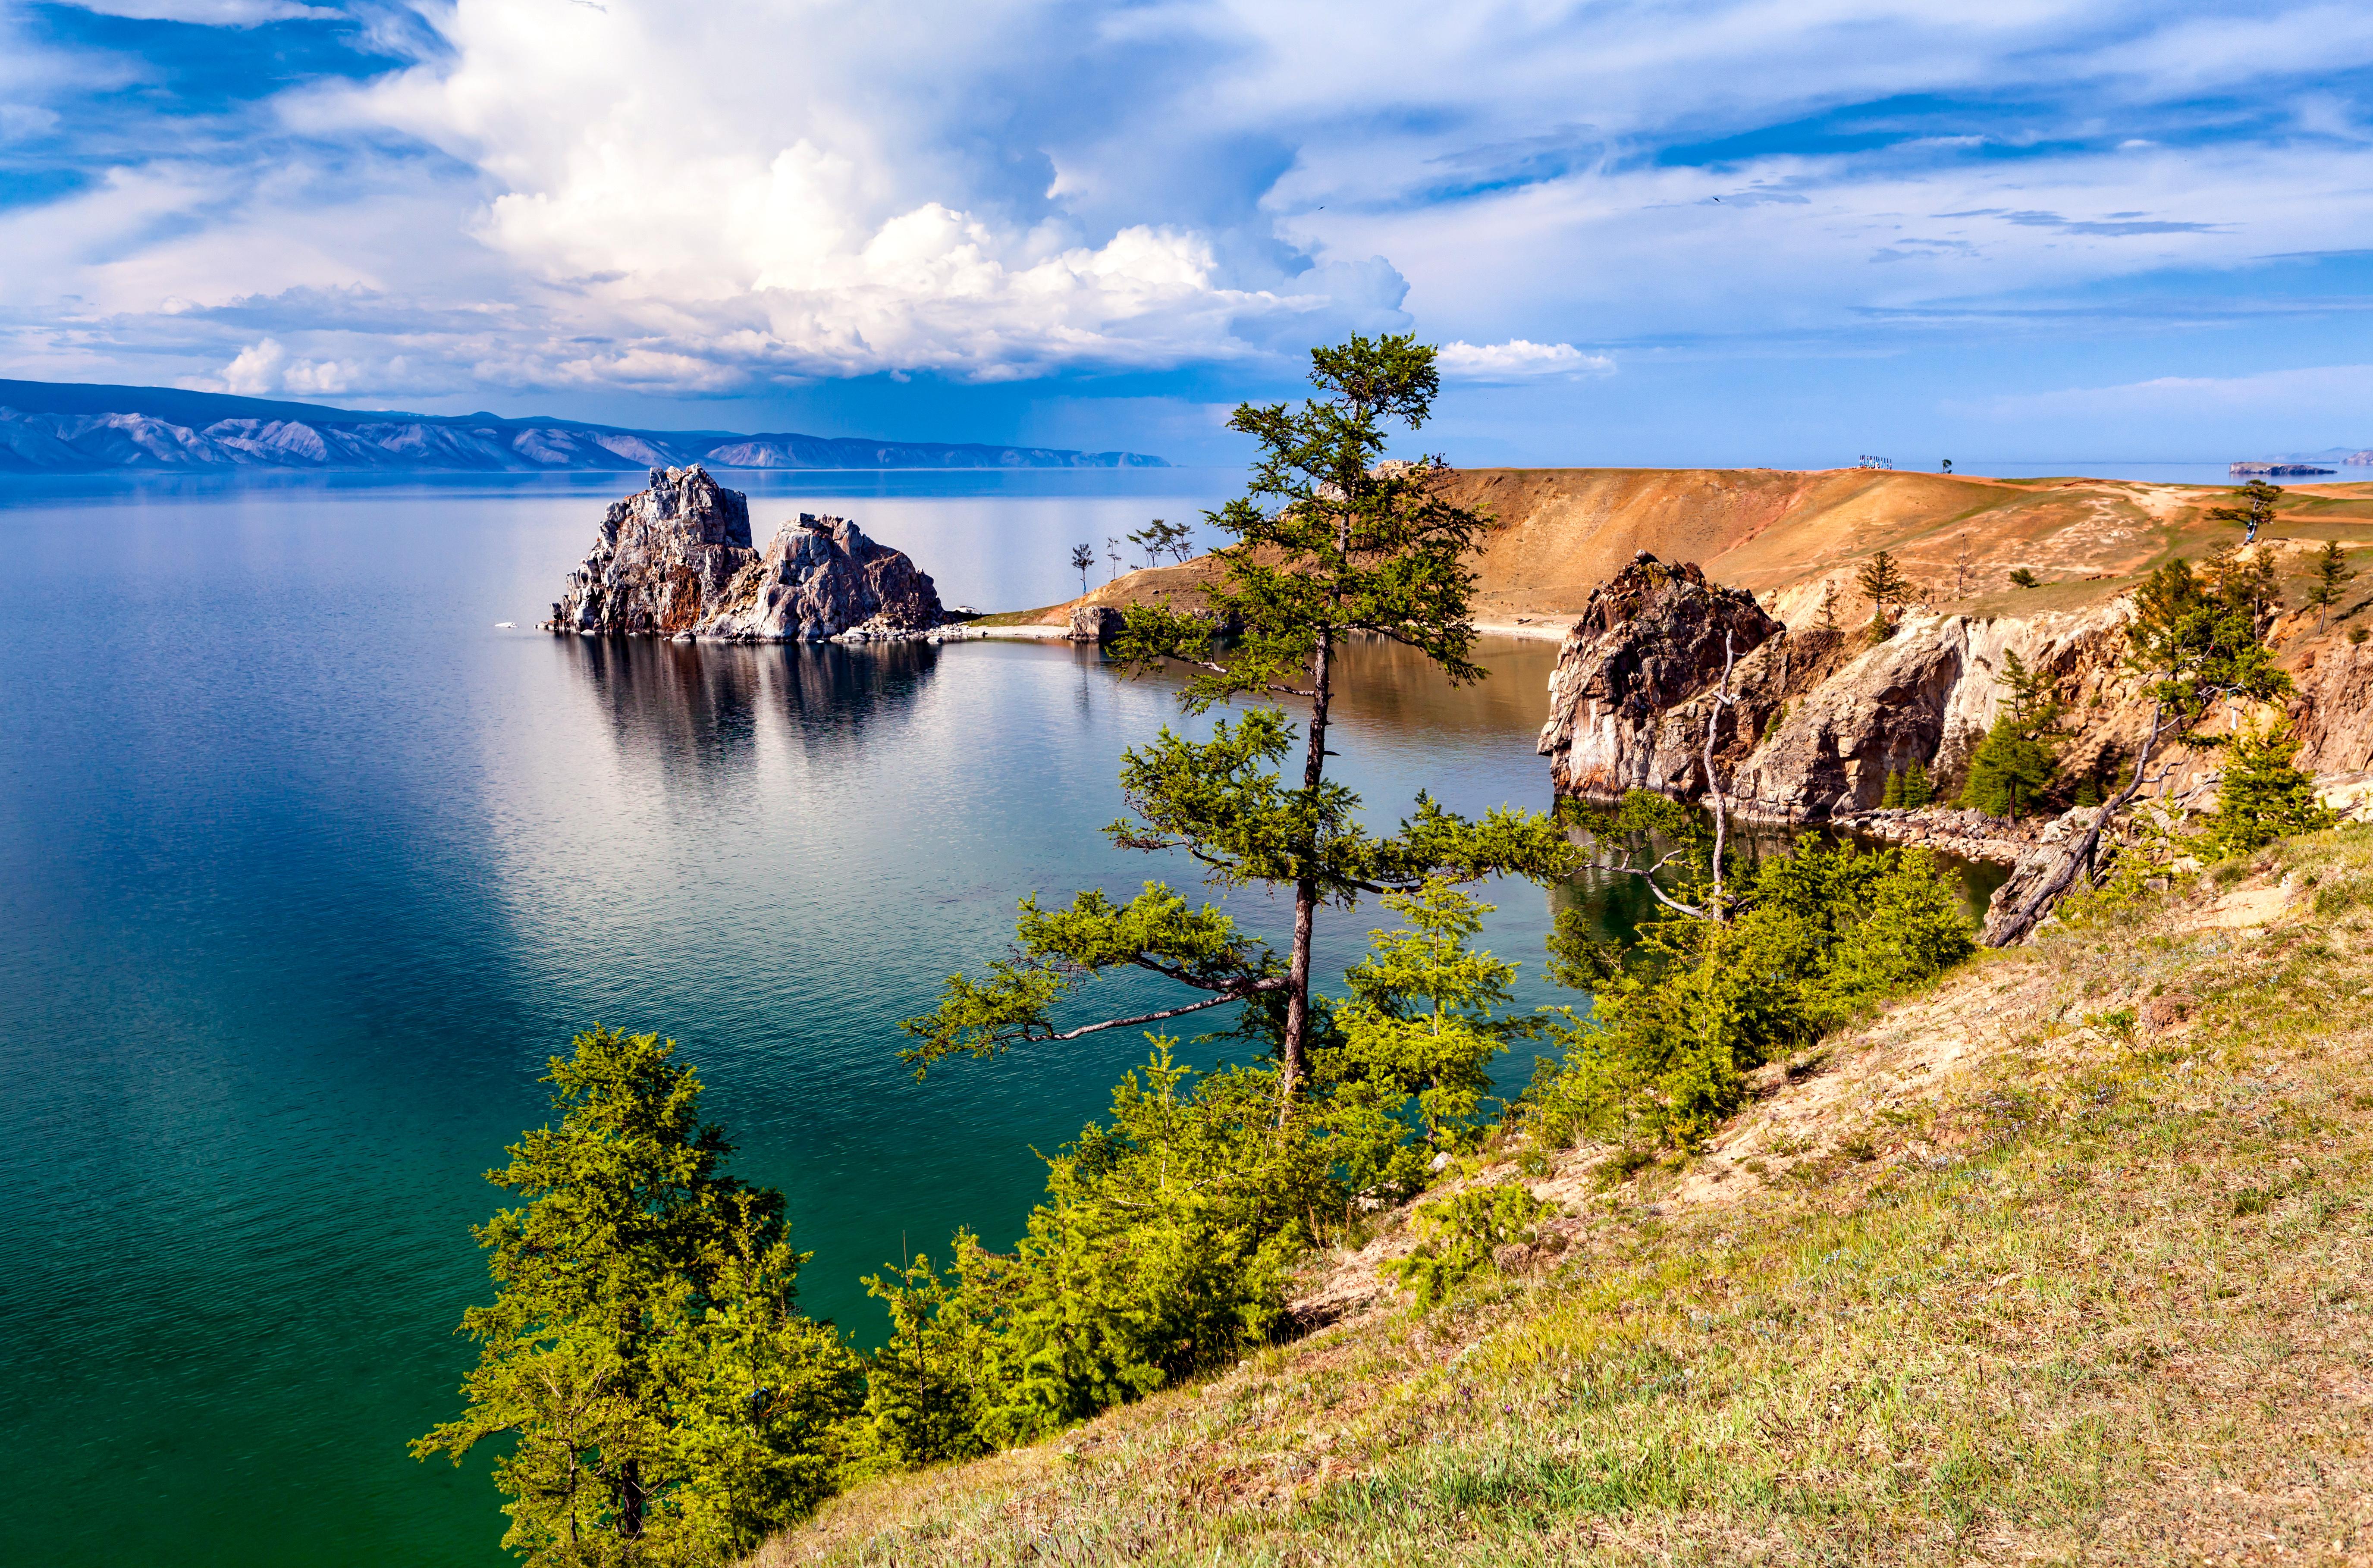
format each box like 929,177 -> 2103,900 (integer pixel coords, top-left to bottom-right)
548,466 -> 754,635
545,472 -> 946,643
1535,552 -> 1786,800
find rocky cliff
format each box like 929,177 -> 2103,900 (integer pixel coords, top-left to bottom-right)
697,514 -> 945,642
1538,553 -> 2159,826
545,467 -> 945,642
1533,553 -> 1784,799
1535,539 -> 2373,838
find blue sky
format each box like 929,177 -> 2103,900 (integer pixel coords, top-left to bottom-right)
1,0 -> 2370,466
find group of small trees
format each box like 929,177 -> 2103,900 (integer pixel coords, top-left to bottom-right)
1529,813 -> 1975,1150
1067,520 -> 1200,595
1879,760 -> 1934,807
1959,649 -> 2061,819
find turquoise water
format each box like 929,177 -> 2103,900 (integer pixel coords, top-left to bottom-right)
0,470 -> 1606,1567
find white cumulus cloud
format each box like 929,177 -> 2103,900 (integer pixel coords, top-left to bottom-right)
217,337 -> 363,395
1437,339 -> 1614,382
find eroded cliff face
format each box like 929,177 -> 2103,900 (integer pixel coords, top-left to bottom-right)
697,515 -> 945,641
1534,553 -> 1783,799
2292,639 -> 2373,778
1727,603 -> 2141,822
545,467 -> 944,641
1538,560 -> 2153,825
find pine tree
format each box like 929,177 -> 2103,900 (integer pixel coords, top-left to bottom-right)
1817,582 -> 1839,632
1857,550 -> 1909,643
413,1028 -> 861,1565
1128,518 -> 1192,568
1069,543 -> 1095,595
2308,540 -> 2357,633
1900,759 -> 1934,807
2207,478 -> 2282,545
1881,768 -> 1903,808
2210,718 -> 2336,854
1958,649 -> 2061,819
901,336 -> 1572,1114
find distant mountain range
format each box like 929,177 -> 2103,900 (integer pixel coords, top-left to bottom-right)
2245,447 -> 2373,465
0,379 -> 1168,474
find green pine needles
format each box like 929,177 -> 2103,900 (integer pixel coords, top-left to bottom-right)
2209,718 -> 2336,856
1959,649 -> 2062,820
412,1028 -> 862,1567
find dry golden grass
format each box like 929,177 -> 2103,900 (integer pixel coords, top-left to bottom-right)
754,825 -> 2373,1568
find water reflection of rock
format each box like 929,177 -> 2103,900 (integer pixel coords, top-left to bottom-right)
1328,633 -> 1561,742
558,637 -> 940,778
764,641 -> 941,759
1552,813 -> 2011,950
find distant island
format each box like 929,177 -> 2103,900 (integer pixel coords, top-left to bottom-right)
2227,446 -> 2373,475
0,377 -> 1168,474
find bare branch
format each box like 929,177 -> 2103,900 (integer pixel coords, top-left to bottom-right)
1036,980 -> 1287,1042
1703,630 -> 1738,922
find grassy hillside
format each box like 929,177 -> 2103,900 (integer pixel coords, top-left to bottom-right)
755,825 -> 2373,1565
1445,467 -> 2373,627
991,469 -> 2373,637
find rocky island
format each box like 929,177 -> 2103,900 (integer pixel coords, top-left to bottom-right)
545,466 -> 949,642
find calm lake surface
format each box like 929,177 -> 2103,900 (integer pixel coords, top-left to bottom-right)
0,469 -> 1623,1568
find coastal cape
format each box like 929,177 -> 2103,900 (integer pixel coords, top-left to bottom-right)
545,466 -> 947,642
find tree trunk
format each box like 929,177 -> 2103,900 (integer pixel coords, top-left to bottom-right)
618,1457 -> 646,1540
1987,699 -> 2163,947
1279,626 -> 1334,1117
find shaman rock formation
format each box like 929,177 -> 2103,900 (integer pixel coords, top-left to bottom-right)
546,467 -> 946,642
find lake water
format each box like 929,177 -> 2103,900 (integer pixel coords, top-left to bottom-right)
0,469 -> 1625,1568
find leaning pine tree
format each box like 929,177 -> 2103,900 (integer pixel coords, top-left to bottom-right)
1987,555 -> 2294,945
899,335 -> 1570,1114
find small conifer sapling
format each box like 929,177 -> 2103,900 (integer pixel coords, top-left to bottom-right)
2308,540 -> 2357,633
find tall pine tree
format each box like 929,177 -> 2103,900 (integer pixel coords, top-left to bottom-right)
900,336 -> 1570,1113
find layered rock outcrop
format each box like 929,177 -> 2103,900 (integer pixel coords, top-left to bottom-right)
696,514 -> 945,642
1538,554 -> 2148,827
545,467 -> 945,642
